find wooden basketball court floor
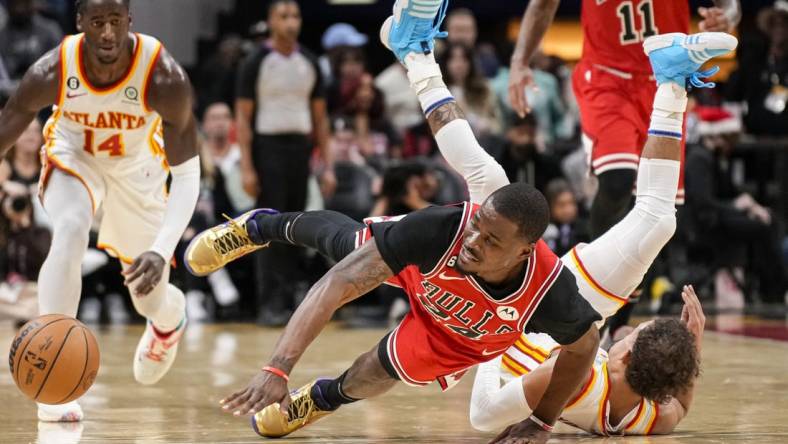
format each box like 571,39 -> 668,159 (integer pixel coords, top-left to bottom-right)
2,320 -> 787,443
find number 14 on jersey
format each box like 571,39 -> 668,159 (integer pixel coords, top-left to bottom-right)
83,129 -> 125,157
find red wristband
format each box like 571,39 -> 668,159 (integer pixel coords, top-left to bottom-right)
528,414 -> 554,432
261,366 -> 289,382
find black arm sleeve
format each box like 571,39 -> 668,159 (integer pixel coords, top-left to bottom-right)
301,49 -> 325,100
236,48 -> 266,100
525,267 -> 602,345
369,205 -> 463,275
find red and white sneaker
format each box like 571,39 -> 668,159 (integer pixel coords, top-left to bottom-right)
37,400 -> 83,422
133,318 -> 186,385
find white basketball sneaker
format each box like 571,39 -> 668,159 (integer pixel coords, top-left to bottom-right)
37,400 -> 83,422
133,318 -> 186,385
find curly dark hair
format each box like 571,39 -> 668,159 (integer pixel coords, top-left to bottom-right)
626,319 -> 700,404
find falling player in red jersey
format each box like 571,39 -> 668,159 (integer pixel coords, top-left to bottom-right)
184,1 -> 601,442
508,0 -> 740,337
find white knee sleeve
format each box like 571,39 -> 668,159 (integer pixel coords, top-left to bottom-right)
635,158 -> 680,217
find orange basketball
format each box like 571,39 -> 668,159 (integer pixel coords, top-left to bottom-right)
8,314 -> 100,404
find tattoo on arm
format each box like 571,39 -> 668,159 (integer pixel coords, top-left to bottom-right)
333,241 -> 394,298
427,101 -> 466,134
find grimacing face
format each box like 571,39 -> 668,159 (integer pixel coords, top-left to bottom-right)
77,0 -> 131,65
454,199 -> 532,278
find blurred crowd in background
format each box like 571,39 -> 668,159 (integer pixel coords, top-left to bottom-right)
0,0 -> 786,327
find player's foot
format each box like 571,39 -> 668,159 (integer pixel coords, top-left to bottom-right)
37,400 -> 83,422
380,0 -> 449,63
183,208 -> 278,276
644,32 -> 737,88
251,380 -> 334,438
133,318 -> 186,385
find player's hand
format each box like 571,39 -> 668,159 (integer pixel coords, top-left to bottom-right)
241,165 -> 260,198
220,370 -> 292,417
698,7 -> 734,32
488,418 -> 550,444
508,61 -> 535,118
680,285 -> 705,349
319,169 -> 337,198
123,251 -> 166,296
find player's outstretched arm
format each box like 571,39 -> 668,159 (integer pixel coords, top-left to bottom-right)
650,285 -> 704,434
490,325 -> 599,444
220,240 -> 393,416
509,0 -> 561,118
122,48 -> 200,296
0,48 -> 59,156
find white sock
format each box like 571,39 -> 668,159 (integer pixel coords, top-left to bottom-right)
403,52 -> 454,116
648,82 -> 688,140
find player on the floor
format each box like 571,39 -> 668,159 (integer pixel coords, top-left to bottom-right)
185,1 -> 602,442
508,0 -> 740,338
473,285 -> 703,438
465,30 -> 737,441
0,0 -> 200,421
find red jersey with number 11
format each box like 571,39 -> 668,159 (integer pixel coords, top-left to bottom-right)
581,0 -> 689,74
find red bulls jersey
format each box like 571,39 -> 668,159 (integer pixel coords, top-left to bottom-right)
581,0 -> 689,74
387,203 -> 564,358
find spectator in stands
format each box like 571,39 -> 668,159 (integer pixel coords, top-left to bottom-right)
375,62 -> 423,138
542,179 -> 588,257
320,22 -> 368,85
0,0 -> 62,82
439,42 -> 502,138
323,116 -> 378,221
0,142 -> 50,324
493,113 -> 563,191
371,160 -> 435,217
446,7 -> 477,48
727,2 -> 788,135
491,50 -> 574,144
236,0 -> 334,326
196,35 -> 245,116
326,47 -> 384,123
684,106 -> 787,306
0,118 -> 41,191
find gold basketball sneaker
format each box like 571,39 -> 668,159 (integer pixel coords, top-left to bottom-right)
251,380 -> 334,438
184,209 -> 277,276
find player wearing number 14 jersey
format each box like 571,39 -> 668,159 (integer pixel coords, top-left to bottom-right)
0,0 -> 200,422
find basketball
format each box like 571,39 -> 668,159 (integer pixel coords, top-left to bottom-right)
8,314 -> 100,405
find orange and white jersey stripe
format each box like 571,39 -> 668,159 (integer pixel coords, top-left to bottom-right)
562,245 -> 629,326
45,33 -> 165,176
501,333 -> 659,436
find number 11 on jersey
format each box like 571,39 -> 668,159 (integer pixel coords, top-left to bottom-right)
83,129 -> 125,157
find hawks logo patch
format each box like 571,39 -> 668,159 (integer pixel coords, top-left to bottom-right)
496,306 -> 520,321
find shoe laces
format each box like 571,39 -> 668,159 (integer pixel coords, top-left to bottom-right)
212,214 -> 255,256
286,392 -> 317,426
410,0 -> 449,49
689,66 -> 720,89
143,337 -> 167,362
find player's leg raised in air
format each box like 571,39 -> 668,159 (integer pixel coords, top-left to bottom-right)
467,31 -> 737,433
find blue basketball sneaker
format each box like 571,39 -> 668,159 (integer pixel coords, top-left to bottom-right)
380,0 -> 449,63
644,32 -> 737,88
